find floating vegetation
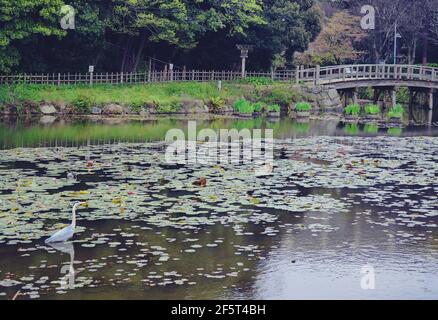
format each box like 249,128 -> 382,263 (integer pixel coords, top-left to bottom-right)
1,134 -> 438,299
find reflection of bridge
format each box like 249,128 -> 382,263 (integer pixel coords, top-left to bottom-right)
297,64 -> 438,109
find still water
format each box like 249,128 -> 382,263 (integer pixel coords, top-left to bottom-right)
0,117 -> 437,300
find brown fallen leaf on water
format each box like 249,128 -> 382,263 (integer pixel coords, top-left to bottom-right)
193,177 -> 207,187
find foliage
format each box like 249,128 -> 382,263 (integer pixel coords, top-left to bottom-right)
248,0 -> 323,69
156,101 -> 181,113
252,102 -> 265,113
344,104 -> 360,116
208,96 -> 225,114
129,101 -> 144,113
1,82 -> 304,115
0,0 -> 66,73
295,102 -> 312,112
387,104 -> 404,119
364,104 -> 380,115
72,95 -> 93,114
261,87 -> 296,107
396,88 -> 410,104
295,11 -> 366,65
268,104 -> 281,112
244,77 -> 274,86
233,99 -> 255,114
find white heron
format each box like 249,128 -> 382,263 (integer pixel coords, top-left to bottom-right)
45,202 -> 85,243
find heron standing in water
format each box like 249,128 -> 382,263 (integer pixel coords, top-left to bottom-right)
45,202 -> 86,243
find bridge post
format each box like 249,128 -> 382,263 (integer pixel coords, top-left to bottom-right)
315,65 -> 320,85
429,89 -> 434,110
391,88 -> 397,107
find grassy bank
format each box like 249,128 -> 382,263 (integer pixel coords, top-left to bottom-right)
0,80 -> 302,115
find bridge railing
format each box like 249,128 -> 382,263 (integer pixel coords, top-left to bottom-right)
298,64 -> 438,85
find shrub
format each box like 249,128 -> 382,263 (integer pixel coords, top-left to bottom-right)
364,104 -> 380,115
208,96 -> 225,114
156,101 -> 181,113
295,102 -> 312,112
129,101 -> 144,113
387,104 -> 404,119
268,104 -> 281,112
344,103 -> 360,116
252,102 -> 265,113
240,77 -> 274,85
266,88 -> 295,106
233,98 -> 254,114
72,95 -> 93,114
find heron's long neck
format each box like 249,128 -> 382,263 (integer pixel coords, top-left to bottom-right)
71,206 -> 77,229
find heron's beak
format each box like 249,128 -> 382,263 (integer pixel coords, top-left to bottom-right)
80,201 -> 89,207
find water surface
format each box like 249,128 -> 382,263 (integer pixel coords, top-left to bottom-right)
0,118 -> 437,300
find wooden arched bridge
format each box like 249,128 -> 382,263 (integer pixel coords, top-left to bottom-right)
296,64 -> 438,109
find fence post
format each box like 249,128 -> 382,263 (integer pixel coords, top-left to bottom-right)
295,66 -> 300,84
120,72 -> 123,84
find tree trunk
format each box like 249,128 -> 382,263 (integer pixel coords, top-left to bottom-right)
132,36 -> 146,72
422,33 -> 428,65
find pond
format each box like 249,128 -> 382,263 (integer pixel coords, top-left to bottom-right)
0,117 -> 438,299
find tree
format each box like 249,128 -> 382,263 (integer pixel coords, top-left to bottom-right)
0,0 -> 66,73
106,0 -> 265,72
244,0 -> 323,69
295,10 -> 365,65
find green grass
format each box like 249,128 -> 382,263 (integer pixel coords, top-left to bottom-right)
364,104 -> 380,115
295,102 -> 312,112
387,104 -> 404,119
233,98 -> 255,114
0,82 -> 303,115
344,104 -> 360,116
267,104 -> 280,112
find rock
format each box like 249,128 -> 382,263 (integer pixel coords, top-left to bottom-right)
180,99 -> 207,114
40,104 -> 57,115
123,106 -> 135,114
102,104 -> 124,115
139,108 -> 150,117
328,88 -> 340,100
91,107 -> 102,115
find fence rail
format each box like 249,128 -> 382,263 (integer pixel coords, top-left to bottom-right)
1,65 -> 438,86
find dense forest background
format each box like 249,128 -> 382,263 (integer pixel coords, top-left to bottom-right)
1,0 -> 438,74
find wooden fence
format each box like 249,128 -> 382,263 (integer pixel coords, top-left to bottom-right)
0,69 -> 297,86
2,64 -> 437,86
